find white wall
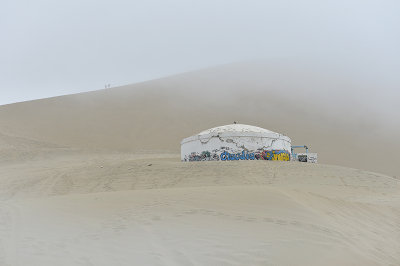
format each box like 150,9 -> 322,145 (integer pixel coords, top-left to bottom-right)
181,132 -> 291,161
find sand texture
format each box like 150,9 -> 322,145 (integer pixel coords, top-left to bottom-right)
0,65 -> 399,265
0,150 -> 399,265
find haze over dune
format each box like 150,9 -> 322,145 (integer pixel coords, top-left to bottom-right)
0,61 -> 398,176
2,0 -> 400,263
0,62 -> 400,265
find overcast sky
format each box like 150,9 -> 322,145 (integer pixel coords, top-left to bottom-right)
1,0 -> 399,106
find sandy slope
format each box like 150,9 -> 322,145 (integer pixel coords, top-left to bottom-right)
0,63 -> 399,265
0,62 -> 399,176
0,151 -> 399,266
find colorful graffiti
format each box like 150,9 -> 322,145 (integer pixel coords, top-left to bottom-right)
220,151 -> 255,161
221,150 -> 290,161
254,150 -> 290,161
185,149 -> 291,162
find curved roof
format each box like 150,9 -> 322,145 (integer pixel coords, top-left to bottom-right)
181,123 -> 291,145
198,124 -> 276,135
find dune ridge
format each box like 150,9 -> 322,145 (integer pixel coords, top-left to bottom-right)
0,63 -> 399,265
0,62 -> 398,176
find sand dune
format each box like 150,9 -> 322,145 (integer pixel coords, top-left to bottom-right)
0,63 -> 399,265
0,62 -> 398,176
0,152 -> 399,265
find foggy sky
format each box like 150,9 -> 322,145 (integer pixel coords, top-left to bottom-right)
1,0 -> 399,106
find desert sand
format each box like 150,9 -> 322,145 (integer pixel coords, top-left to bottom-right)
0,64 -> 399,265
0,150 -> 399,265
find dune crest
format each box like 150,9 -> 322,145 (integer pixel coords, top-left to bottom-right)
0,64 -> 399,265
0,62 -> 398,176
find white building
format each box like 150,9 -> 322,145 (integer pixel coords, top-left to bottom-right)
181,124 -> 292,162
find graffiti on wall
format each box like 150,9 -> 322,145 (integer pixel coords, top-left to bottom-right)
307,153 -> 318,163
185,151 -> 220,161
220,151 -> 255,161
254,150 -> 290,161
298,154 -> 308,162
293,153 -> 318,163
185,149 -> 291,162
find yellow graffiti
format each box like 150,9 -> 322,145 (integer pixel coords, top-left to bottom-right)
259,150 -> 290,161
272,152 -> 290,161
